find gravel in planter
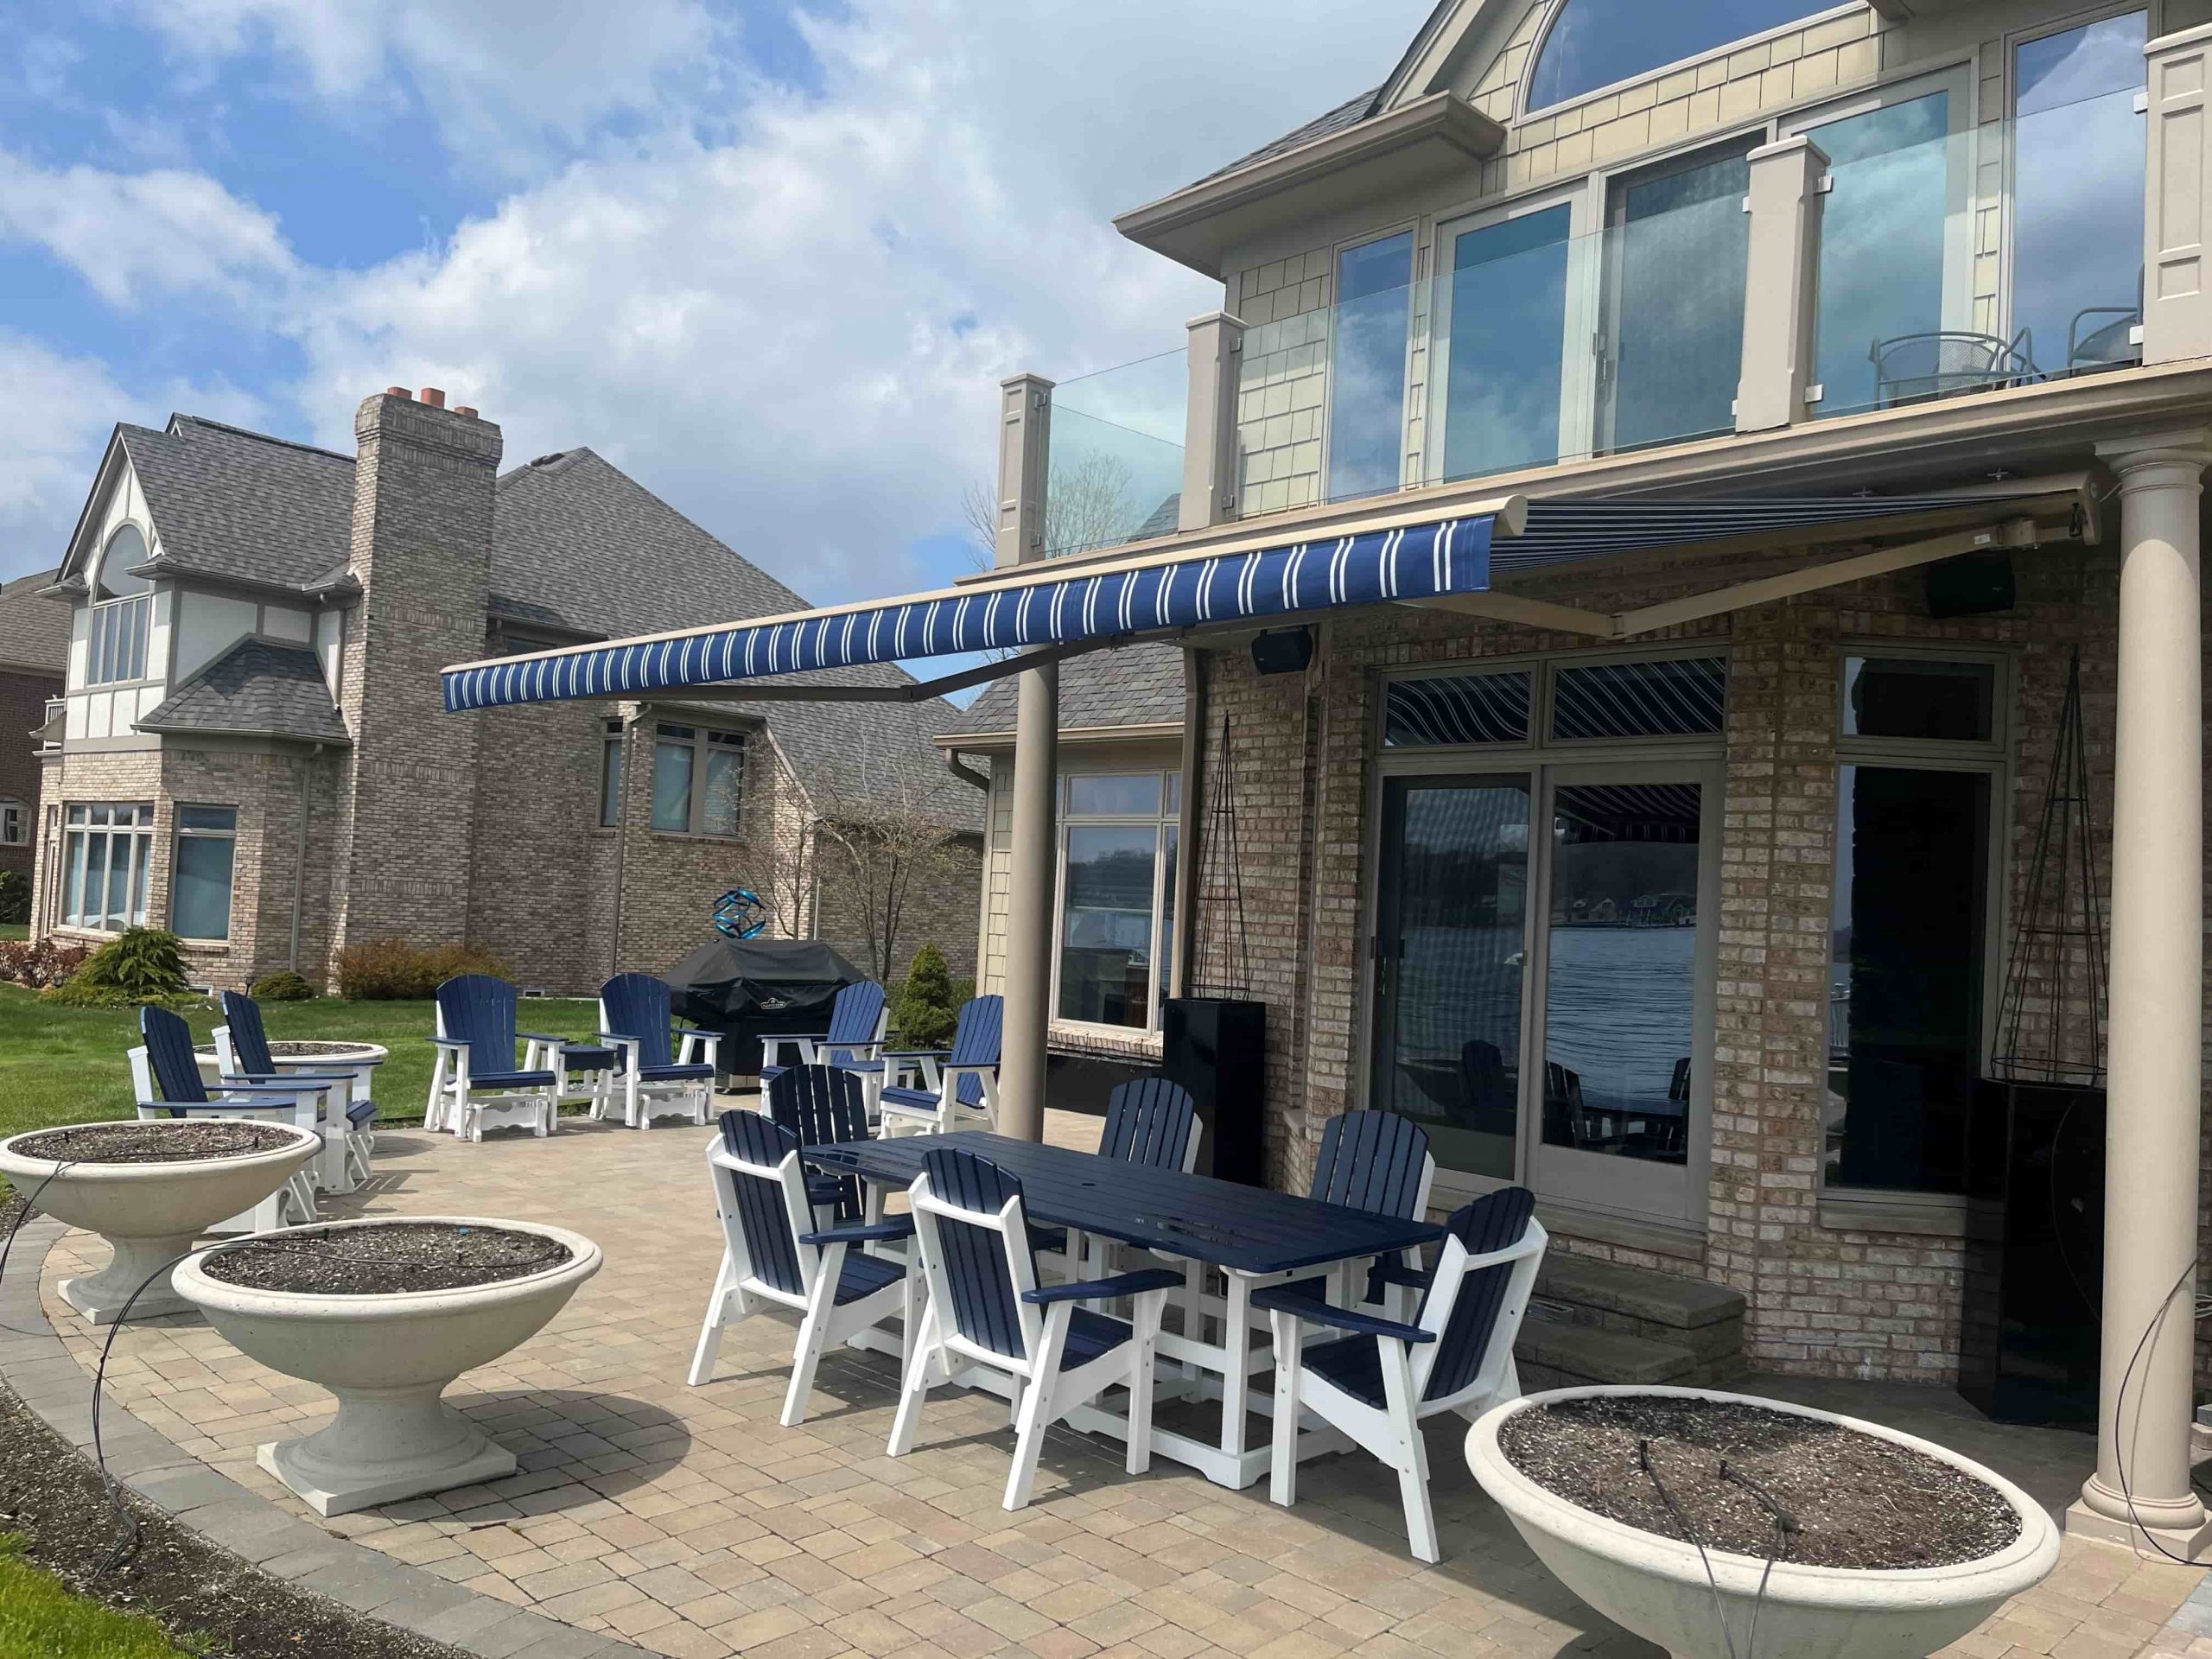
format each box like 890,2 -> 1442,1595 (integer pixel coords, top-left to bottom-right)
200,1222 -> 571,1295
1497,1396 -> 2022,1570
11,1122 -> 301,1165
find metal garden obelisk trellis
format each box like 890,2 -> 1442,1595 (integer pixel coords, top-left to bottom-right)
1190,709 -> 1251,1001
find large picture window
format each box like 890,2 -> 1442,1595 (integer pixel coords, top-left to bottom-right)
61,803 -> 154,932
86,524 -> 153,687
1825,654 -> 2003,1198
1056,769 -> 1180,1031
1326,232 -> 1414,504
651,722 -> 745,837
171,805 -> 237,941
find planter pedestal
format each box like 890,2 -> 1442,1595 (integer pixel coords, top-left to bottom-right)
261,1388 -> 516,1516
60,1231 -> 203,1325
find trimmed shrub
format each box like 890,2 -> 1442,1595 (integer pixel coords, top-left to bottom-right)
0,937 -> 92,990
43,928 -> 193,1007
0,869 -> 28,925
892,945 -> 960,1049
335,939 -> 514,1001
248,970 -> 318,1002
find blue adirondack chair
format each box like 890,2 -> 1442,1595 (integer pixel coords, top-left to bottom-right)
687,1110 -> 918,1427
596,973 -> 721,1129
759,980 -> 888,1100
1045,1078 -> 1203,1277
878,995 -> 1004,1136
426,975 -> 565,1141
1310,1109 -> 1437,1316
214,989 -> 378,1192
130,1005 -> 317,1231
1255,1186 -> 1546,1562
888,1147 -> 1183,1510
766,1064 -> 874,1224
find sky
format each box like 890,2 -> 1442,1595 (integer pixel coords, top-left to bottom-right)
0,0 -> 1436,606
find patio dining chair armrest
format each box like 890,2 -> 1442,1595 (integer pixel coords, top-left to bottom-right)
594,1031 -> 642,1046
677,1027 -> 721,1041
1368,1260 -> 1432,1291
1249,1286 -> 1433,1344
1023,1267 -> 1185,1306
755,1029 -> 830,1046
429,1036 -> 472,1051
880,1048 -> 951,1061
223,1070 -> 352,1086
517,1031 -> 570,1046
141,1097 -> 289,1114
210,1080 -> 317,1097
799,1217 -> 917,1248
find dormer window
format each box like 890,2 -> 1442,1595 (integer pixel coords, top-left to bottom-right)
1525,0 -> 1842,113
87,524 -> 152,685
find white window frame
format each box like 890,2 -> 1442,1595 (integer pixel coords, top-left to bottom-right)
0,800 -> 24,847
1820,644 -> 2013,1214
1520,0 -> 1860,122
1050,766 -> 1182,1034
86,524 -> 153,688
650,721 -> 747,839
60,802 -> 156,933
171,804 -> 238,942
1321,225 -> 1421,508
599,718 -> 626,830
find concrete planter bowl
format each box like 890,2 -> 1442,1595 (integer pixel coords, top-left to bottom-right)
0,1122 -> 322,1325
173,1216 -> 601,1517
1466,1386 -> 2060,1659
194,1039 -> 391,1092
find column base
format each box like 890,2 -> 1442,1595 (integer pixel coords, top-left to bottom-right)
2064,1494 -> 2212,1560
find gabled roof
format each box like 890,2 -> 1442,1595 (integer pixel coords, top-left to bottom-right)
137,636 -> 351,746
0,570 -> 69,676
944,643 -> 1187,741
117,417 -> 356,589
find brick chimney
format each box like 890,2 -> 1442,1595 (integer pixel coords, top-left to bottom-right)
324,389 -> 504,968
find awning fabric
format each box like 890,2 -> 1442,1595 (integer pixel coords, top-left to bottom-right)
443,511 -> 1497,712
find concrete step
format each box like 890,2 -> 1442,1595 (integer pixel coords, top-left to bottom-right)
1536,1255 -> 1745,1332
1514,1316 -> 1703,1389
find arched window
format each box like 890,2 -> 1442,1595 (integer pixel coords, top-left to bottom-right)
86,524 -> 152,685
1525,0 -> 1841,112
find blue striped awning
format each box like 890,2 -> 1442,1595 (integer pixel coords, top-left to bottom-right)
442,511 -> 1498,713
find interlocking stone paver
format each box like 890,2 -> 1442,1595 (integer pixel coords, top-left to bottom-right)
18,1101 -> 2207,1659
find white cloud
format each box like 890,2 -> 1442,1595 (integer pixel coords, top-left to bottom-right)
0,334 -> 267,579
278,0 -> 1433,604
0,151 -> 296,307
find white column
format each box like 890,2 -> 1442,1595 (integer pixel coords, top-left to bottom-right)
1180,312 -> 1246,533
1734,134 -> 1827,434
2073,432 -> 2212,1554
995,373 -> 1056,1141
2144,25 -> 2212,366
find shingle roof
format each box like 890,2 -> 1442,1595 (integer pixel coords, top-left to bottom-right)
119,418 -> 356,588
1187,87 -> 1385,188
137,637 -> 351,745
0,570 -> 69,674
946,643 -> 1187,739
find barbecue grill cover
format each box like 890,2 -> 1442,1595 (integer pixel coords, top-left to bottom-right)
664,938 -> 866,1079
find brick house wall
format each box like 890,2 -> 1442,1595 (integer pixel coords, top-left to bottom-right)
1189,537 -> 2123,1384
0,667 -> 57,882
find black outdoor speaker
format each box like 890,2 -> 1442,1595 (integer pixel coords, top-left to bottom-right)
1925,552 -> 2016,619
1250,627 -> 1314,676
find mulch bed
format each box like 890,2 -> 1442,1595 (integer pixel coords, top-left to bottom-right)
1497,1395 -> 2022,1570
0,1196 -> 472,1659
200,1221 -> 570,1295
10,1122 -> 301,1165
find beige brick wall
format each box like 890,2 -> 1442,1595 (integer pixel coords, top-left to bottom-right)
1185,536 -> 2123,1383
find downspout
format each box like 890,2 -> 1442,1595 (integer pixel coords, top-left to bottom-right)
608,713 -> 634,978
943,748 -> 990,792
289,743 -> 322,973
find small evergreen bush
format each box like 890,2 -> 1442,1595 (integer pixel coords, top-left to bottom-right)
43,928 -> 193,1007
0,870 -> 29,925
335,939 -> 513,1001
892,945 -> 960,1048
248,970 -> 318,1002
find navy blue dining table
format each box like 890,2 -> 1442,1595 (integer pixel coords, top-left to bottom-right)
803,1130 -> 1442,1487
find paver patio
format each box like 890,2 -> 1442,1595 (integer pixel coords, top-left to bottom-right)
30,1099 -> 2207,1659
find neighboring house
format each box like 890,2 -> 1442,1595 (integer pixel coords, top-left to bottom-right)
0,572 -> 69,884
29,393 -> 978,992
939,643 -> 1186,1067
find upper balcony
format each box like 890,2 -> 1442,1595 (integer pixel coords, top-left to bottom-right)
1024,20 -> 2208,562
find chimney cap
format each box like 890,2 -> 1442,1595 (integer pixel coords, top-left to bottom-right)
454,405 -> 479,419
385,385 -> 412,399
418,386 -> 447,409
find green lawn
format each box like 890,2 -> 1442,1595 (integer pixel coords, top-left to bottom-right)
0,986 -> 603,1140
0,1537 -> 199,1656
0,924 -> 28,942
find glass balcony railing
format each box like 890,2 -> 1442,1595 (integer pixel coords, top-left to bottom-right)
1044,350 -> 1187,558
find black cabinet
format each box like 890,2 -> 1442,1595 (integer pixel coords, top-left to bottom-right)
1959,1079 -> 2105,1427
1161,999 -> 1267,1186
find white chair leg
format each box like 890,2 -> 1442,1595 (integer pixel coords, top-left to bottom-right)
1127,1296 -> 1162,1477
887,1303 -> 939,1457
781,1248 -> 843,1427
687,1253 -> 741,1386
1269,1310 -> 1301,1508
1378,1341 -> 1439,1564
1005,1311 -> 1072,1511
423,1056 -> 448,1129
